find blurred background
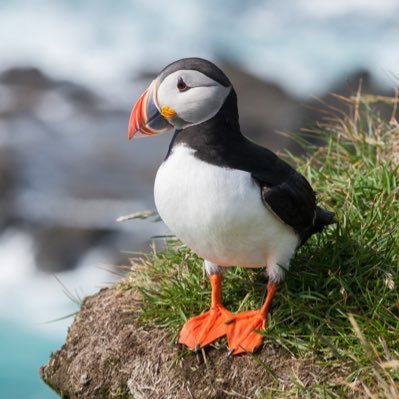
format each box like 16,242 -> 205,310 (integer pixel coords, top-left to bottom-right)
0,0 -> 398,397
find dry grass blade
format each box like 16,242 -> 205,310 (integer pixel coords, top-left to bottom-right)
348,314 -> 399,399
116,210 -> 157,222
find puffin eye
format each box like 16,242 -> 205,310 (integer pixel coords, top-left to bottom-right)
177,77 -> 189,92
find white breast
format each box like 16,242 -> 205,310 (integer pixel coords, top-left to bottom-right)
154,144 -> 299,281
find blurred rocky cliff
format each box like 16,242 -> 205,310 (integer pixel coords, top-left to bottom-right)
0,63 -> 390,272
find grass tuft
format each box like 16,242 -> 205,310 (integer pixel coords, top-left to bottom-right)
117,93 -> 399,397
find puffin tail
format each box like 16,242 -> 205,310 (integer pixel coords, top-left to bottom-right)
301,207 -> 336,245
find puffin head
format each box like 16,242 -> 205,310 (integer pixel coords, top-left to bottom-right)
128,58 -> 233,139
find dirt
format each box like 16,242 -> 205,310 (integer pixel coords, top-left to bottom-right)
40,287 -> 347,399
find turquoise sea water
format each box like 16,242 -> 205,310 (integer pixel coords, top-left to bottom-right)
0,230 -> 115,399
0,320 -> 61,399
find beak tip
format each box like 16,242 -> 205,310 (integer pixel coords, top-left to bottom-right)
128,80 -> 171,140
128,110 -> 138,140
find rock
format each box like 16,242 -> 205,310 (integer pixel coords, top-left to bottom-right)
0,65 -> 166,271
0,67 -> 55,90
40,287 -> 342,399
0,147 -> 19,228
33,226 -> 113,272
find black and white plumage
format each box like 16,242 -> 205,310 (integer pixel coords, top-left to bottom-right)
128,57 -> 335,354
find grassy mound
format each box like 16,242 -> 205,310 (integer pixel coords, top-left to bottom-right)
119,93 -> 399,398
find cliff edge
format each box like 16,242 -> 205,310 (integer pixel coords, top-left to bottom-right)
40,287 -> 330,399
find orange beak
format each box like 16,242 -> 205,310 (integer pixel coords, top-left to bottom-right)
128,80 -> 173,140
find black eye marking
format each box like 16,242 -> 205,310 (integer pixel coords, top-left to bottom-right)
177,77 -> 190,92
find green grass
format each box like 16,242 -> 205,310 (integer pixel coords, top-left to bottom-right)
118,93 -> 399,398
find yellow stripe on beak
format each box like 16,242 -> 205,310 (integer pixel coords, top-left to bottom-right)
161,105 -> 177,118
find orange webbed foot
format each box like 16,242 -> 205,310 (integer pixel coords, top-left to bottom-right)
178,305 -> 232,350
225,282 -> 277,355
225,309 -> 266,355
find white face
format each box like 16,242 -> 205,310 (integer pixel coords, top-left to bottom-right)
156,70 -> 231,129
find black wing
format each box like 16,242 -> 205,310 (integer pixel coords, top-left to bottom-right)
246,140 -> 335,242
252,169 -> 316,237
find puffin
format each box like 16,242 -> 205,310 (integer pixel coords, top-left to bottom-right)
128,58 -> 335,355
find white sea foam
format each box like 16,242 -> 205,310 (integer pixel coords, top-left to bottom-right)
0,0 -> 398,96
0,228 -> 117,337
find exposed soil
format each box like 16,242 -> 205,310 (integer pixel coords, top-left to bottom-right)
40,287 -> 347,399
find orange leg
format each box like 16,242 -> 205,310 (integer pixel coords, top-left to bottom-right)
225,281 -> 278,355
178,274 -> 232,351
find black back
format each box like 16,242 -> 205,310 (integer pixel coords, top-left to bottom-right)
164,60 -> 335,243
